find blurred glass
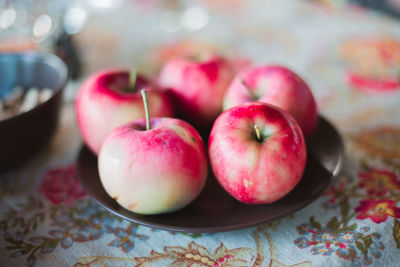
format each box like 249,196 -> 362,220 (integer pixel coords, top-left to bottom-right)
0,0 -> 66,52
0,0 -> 126,53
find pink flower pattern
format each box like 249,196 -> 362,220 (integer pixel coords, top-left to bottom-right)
39,165 -> 87,205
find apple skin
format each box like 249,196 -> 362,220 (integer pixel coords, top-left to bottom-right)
75,69 -> 174,155
223,65 -> 317,138
98,118 -> 208,215
208,102 -> 306,204
158,54 -> 235,131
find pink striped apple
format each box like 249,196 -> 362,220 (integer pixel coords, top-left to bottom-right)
98,90 -> 207,215
158,54 -> 235,131
223,65 -> 317,138
76,69 -> 174,154
209,102 -> 306,204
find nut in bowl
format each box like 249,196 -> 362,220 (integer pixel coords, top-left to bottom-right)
0,53 -> 68,173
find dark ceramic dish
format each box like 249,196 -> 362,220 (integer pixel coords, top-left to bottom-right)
0,53 -> 68,173
77,116 -> 344,233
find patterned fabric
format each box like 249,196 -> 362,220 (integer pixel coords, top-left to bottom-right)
1,0 -> 400,266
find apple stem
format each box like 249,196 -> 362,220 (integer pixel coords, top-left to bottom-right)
240,79 -> 258,100
141,89 -> 151,130
130,70 -> 137,91
254,124 -> 262,141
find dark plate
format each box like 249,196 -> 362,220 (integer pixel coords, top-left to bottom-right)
77,116 -> 344,233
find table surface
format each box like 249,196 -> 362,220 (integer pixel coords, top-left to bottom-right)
1,0 -> 400,266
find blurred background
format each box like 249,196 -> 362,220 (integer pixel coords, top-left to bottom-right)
0,0 -> 399,119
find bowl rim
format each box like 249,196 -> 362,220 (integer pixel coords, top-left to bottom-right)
0,52 -> 69,124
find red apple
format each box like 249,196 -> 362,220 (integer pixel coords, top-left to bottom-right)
223,65 -> 317,138
98,90 -> 208,214
158,54 -> 235,131
208,102 -> 306,204
76,69 -> 174,154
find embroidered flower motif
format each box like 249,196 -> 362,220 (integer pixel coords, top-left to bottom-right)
294,219 -> 384,265
87,223 -> 104,240
355,199 -> 400,223
310,244 -> 334,256
49,229 -> 74,249
108,236 -> 135,253
39,165 -> 86,205
48,203 -> 111,244
134,241 -> 252,266
313,231 -> 335,243
3,198 -> 149,267
107,223 -> 148,253
296,224 -> 313,235
335,244 -> 357,261
47,220 -> 105,249
358,168 -> 400,196
294,236 -> 312,248
336,232 -> 355,244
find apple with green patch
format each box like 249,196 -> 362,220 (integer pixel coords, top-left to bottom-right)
208,102 -> 307,204
76,69 -> 174,155
98,90 -> 208,214
223,65 -> 317,138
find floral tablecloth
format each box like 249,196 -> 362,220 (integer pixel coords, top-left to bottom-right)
1,0 -> 400,266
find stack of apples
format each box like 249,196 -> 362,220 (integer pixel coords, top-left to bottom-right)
75,54 -> 317,215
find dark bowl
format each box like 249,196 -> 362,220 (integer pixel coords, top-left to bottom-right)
0,53 -> 68,173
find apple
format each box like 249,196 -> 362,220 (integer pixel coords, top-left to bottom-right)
158,54 -> 235,131
76,69 -> 174,154
208,102 -> 306,204
98,90 -> 208,215
223,65 -> 317,138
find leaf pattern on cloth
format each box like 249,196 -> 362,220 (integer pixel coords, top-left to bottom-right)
393,219 -> 400,249
294,219 -> 384,266
294,125 -> 400,266
133,241 -> 252,267
75,222 -> 313,267
106,223 -> 148,253
1,165 -> 149,266
75,241 -> 253,267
